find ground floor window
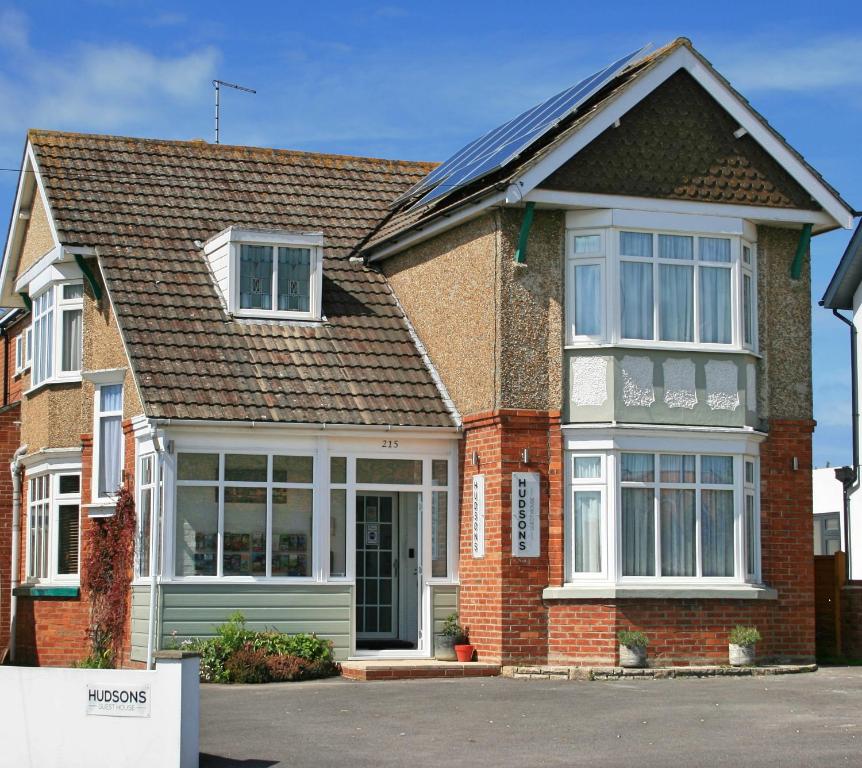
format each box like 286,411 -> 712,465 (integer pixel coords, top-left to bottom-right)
566,447 -> 760,585
26,471 -> 81,582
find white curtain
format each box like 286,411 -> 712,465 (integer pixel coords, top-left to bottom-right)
573,491 -> 601,573
659,234 -> 693,260
621,262 -> 653,339
660,454 -> 695,483
239,245 -> 273,310
699,237 -> 731,262
574,456 -> 601,479
622,488 -> 655,576
700,266 -> 731,343
743,273 -> 753,345
660,489 -> 696,576
574,264 -> 601,336
62,308 -> 82,371
701,489 -> 734,576
659,264 -> 693,342
277,247 -> 311,312
98,415 -> 122,496
621,453 -> 654,482
701,455 -> 733,484
620,231 -> 653,257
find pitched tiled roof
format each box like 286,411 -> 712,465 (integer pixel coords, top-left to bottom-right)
28,130 -> 456,427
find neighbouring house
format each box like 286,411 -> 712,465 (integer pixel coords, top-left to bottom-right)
813,467 -> 844,556
1,37 -> 854,669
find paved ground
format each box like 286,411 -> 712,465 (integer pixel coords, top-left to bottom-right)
200,666 -> 862,767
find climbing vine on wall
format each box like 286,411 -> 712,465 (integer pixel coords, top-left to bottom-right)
82,485 -> 136,667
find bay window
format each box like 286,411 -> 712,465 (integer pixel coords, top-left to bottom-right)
29,281 -> 84,387
566,225 -> 756,350
566,449 -> 761,585
26,471 -> 81,582
137,453 -> 159,578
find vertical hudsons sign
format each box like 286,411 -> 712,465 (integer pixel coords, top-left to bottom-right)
472,475 -> 485,558
511,472 -> 540,557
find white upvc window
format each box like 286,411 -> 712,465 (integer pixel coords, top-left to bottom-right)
566,232 -> 606,342
26,471 -> 81,583
29,280 -> 84,388
564,448 -> 761,586
93,383 -> 124,502
14,326 -> 31,374
565,225 -> 757,352
136,453 -> 158,578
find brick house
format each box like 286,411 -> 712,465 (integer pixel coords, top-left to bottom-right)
0,38 -> 853,668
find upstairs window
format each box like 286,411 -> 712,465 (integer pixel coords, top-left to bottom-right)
14,326 -> 32,374
30,281 -> 84,388
94,383 -> 123,501
203,228 -> 323,321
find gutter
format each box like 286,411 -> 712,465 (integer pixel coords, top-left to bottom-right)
151,418 -> 461,434
830,308 -> 858,581
9,443 -> 27,662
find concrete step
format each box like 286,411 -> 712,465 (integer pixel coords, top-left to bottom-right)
341,659 -> 500,681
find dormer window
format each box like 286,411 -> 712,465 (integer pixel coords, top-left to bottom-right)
204,228 -> 323,321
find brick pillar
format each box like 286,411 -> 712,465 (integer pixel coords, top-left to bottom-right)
459,409 -> 562,664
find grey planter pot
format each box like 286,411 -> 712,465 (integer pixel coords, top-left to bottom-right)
729,643 -> 756,667
619,644 -> 647,668
434,634 -> 457,661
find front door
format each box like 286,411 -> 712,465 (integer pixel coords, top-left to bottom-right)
356,494 -> 398,640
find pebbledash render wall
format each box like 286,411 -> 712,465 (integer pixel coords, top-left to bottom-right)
386,207 -> 817,665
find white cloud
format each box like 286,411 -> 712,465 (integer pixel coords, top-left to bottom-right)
717,36 -> 862,93
0,8 -> 219,137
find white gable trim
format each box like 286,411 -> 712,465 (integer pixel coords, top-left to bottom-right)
513,46 -> 853,230
0,142 -> 62,306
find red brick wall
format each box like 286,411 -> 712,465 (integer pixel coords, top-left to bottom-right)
13,419 -> 138,667
458,415 -> 816,666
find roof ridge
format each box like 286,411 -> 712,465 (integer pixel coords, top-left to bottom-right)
27,128 -> 439,171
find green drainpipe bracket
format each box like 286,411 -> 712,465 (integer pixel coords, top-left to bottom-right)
18,291 -> 31,311
74,252 -> 102,300
514,201 -> 536,264
791,223 -> 813,280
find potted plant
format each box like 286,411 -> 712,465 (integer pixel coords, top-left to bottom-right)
454,623 -> 475,663
729,625 -> 761,667
434,613 -> 462,661
618,629 -> 648,668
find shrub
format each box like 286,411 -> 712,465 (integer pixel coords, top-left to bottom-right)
224,643 -> 270,684
618,630 -> 649,649
729,626 -> 762,648
441,613 -> 468,643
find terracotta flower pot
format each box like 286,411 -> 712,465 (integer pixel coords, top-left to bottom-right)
454,644 -> 475,662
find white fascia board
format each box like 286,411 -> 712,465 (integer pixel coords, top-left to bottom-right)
20,446 -> 83,471
562,424 -> 766,454
550,190 -> 836,233
366,191 -> 507,262
153,417 -> 460,437
514,46 -> 853,231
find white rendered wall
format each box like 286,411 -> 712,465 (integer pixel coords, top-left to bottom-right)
0,655 -> 199,768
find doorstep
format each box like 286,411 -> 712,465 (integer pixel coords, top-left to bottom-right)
341,659 -> 501,682
501,663 -> 818,681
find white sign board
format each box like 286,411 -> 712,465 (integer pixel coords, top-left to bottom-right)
512,472 -> 540,557
472,474 -> 485,558
86,684 -> 151,718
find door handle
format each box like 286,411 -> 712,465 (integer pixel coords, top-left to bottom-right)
393,558 -> 399,575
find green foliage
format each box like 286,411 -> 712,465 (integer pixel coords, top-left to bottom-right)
181,612 -> 337,684
441,613 -> 468,642
729,625 -> 762,647
74,645 -> 114,669
618,629 -> 649,649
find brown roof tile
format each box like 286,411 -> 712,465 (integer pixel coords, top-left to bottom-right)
28,131 -> 455,428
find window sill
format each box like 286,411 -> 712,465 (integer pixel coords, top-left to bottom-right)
24,375 -> 83,397
543,584 -> 777,601
86,502 -> 116,518
13,584 -> 80,599
564,342 -> 762,359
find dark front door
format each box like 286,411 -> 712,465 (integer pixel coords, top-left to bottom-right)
356,494 -> 397,639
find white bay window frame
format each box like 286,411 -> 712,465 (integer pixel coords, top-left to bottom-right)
25,468 -> 82,585
565,221 -> 757,354
28,279 -> 84,389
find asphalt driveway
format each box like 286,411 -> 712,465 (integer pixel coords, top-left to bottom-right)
200,666 -> 862,768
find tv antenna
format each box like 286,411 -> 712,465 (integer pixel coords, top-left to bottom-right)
213,79 -> 256,144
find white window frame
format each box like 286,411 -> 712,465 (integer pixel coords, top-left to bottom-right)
565,224 -> 757,353
28,280 -> 84,389
566,230 -> 606,343
566,453 -> 608,582
562,444 -> 762,589
741,241 -> 758,352
25,470 -> 81,585
230,238 -> 323,321
136,453 -> 157,579
14,329 -> 29,374
92,382 -> 124,505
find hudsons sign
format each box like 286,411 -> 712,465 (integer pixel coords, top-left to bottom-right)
86,684 -> 151,717
511,472 -> 540,557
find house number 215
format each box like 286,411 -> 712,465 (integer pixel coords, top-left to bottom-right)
381,440 -> 399,448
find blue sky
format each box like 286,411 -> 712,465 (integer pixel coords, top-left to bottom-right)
1,0 -> 860,465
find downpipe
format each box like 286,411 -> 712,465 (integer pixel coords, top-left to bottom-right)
9,443 -> 27,662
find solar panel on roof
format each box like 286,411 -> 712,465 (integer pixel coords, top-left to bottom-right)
396,45 -> 651,211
